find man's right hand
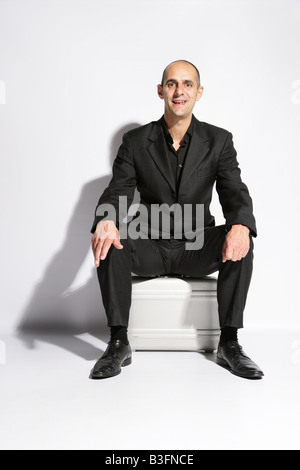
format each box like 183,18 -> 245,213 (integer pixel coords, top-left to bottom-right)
91,220 -> 123,267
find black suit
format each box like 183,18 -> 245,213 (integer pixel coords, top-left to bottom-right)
91,116 -> 256,329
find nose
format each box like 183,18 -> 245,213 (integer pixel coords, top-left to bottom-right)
174,84 -> 184,96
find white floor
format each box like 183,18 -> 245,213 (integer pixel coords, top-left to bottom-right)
0,327 -> 300,450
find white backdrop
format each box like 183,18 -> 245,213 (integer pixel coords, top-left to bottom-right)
0,0 -> 299,334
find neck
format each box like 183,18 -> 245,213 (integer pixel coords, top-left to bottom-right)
164,113 -> 192,144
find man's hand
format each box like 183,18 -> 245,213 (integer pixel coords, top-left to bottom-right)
91,220 -> 123,267
222,224 -> 250,263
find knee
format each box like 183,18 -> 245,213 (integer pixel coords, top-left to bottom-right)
97,238 -> 132,271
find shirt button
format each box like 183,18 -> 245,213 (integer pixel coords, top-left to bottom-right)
178,164 -> 182,168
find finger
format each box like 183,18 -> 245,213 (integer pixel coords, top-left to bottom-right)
224,246 -> 234,262
241,246 -> 250,258
94,238 -> 106,266
100,238 -> 114,261
92,236 -> 100,254
112,230 -> 123,249
91,234 -> 99,252
239,240 -> 250,259
236,248 -> 248,260
92,234 -> 102,255
113,239 -> 123,249
231,251 -> 242,262
233,249 -> 245,262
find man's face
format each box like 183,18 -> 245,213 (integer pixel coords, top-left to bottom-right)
157,62 -> 203,121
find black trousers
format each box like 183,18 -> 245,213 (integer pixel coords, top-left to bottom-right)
97,225 -> 253,329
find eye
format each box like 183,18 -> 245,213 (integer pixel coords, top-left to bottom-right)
186,83 -> 193,88
168,82 -> 175,88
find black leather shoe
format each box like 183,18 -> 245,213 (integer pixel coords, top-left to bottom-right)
217,340 -> 264,379
89,340 -> 132,380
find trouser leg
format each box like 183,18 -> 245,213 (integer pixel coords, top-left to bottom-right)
169,225 -> 254,329
217,236 -> 253,328
97,237 -> 167,327
97,225 -> 254,330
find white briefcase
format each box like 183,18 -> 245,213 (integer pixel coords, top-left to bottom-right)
128,276 -> 220,352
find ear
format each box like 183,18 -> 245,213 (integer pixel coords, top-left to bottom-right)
196,86 -> 204,102
157,84 -> 164,100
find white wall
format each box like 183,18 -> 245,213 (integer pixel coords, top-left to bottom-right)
0,0 -> 299,333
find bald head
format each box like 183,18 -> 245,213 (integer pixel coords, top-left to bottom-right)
161,60 -> 201,87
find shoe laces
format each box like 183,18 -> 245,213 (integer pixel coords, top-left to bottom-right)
107,340 -> 122,358
228,340 -> 243,357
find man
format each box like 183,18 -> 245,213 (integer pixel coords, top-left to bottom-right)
90,60 -> 264,380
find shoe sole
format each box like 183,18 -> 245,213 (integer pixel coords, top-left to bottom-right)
216,356 -> 264,380
89,356 -> 132,380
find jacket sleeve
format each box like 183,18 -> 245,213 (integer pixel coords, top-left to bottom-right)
216,132 -> 257,237
90,132 -> 137,233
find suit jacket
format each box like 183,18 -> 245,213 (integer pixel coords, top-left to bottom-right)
91,115 -> 257,239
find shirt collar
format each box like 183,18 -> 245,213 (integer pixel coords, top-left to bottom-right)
161,115 -> 195,145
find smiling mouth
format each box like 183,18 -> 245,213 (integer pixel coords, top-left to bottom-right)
172,100 -> 187,106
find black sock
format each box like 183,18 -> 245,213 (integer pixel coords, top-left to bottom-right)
110,326 -> 129,345
220,326 -> 238,345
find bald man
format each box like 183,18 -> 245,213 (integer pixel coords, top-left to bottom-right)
90,60 -> 264,380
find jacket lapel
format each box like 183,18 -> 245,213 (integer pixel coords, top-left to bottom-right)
146,119 -> 176,193
178,117 -> 210,189
146,116 -> 210,193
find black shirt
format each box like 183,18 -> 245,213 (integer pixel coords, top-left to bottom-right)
161,116 -> 194,192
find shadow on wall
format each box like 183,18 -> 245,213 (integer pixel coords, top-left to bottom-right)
16,123 -> 141,360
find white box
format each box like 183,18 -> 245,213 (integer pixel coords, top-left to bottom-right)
128,276 -> 220,352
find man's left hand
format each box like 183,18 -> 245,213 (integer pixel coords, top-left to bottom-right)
222,224 -> 250,263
